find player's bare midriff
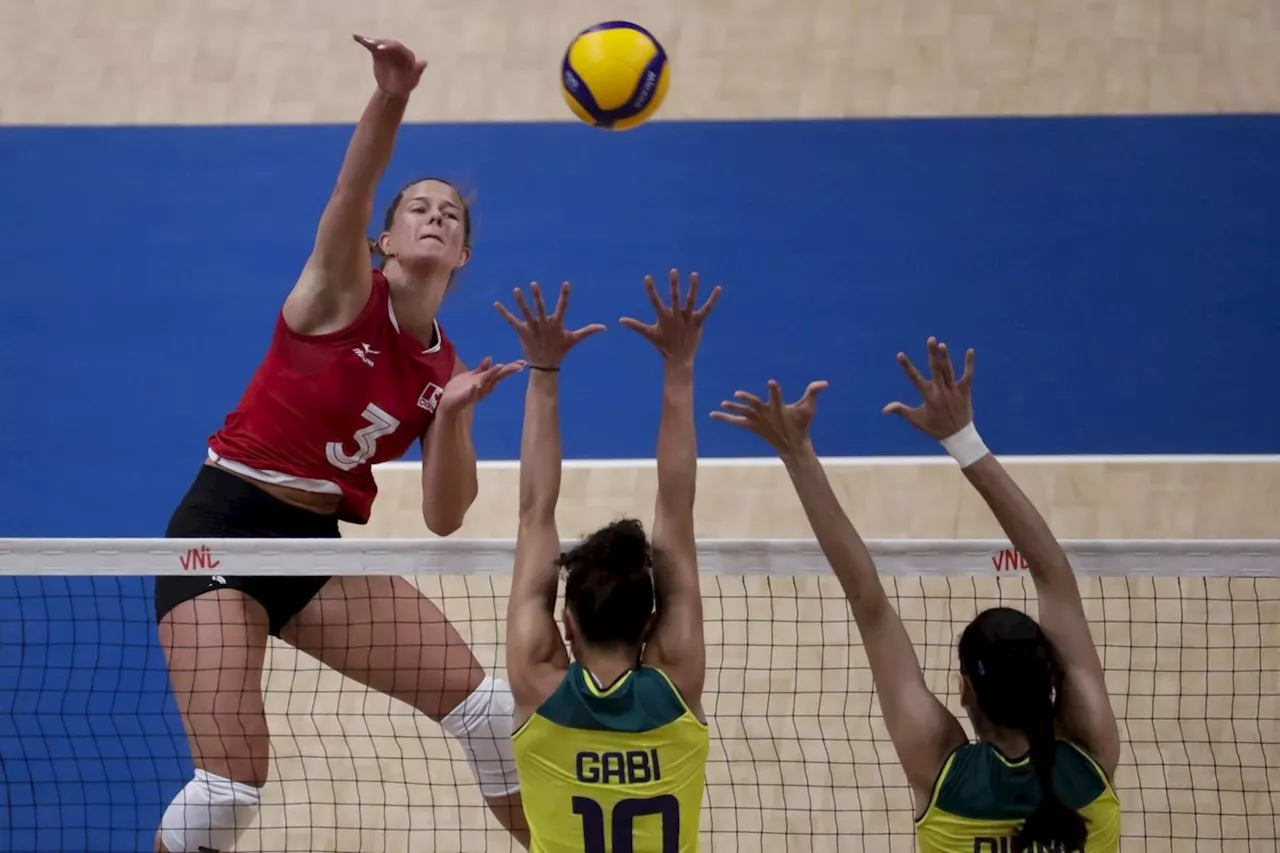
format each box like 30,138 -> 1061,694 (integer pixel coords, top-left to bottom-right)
204,459 -> 344,516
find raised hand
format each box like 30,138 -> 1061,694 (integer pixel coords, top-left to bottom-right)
354,35 -> 427,97
620,269 -> 721,366
711,379 -> 829,458
882,336 -> 975,440
438,356 -> 527,414
495,281 -> 606,369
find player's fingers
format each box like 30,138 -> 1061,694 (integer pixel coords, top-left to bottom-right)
551,281 -> 571,323
491,361 -> 527,383
618,317 -> 655,338
800,380 -> 830,405
937,341 -> 957,387
642,275 -> 664,314
718,401 -> 754,417
959,347 -> 976,388
694,285 -> 723,321
382,41 -> 411,63
882,401 -> 918,418
354,35 -> 393,54
733,389 -> 766,409
668,268 -> 681,311
513,287 -> 535,323
474,365 -> 505,392
926,337 -> 950,388
569,323 -> 607,342
766,380 -> 785,410
709,411 -> 750,427
685,271 -> 700,312
897,352 -> 928,394
493,301 -> 522,330
530,282 -> 549,320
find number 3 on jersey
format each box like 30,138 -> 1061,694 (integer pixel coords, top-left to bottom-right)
573,795 -> 679,853
326,403 -> 400,471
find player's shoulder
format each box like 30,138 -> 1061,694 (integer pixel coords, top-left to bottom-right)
275,267 -> 390,340
936,740 -> 1111,815
531,664 -> 688,735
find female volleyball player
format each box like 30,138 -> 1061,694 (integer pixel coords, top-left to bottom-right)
152,36 -> 528,853
497,272 -> 720,853
712,338 -> 1122,853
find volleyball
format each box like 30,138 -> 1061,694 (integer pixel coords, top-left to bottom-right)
560,21 -> 670,131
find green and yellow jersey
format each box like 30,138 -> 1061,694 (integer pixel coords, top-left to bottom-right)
915,739 -> 1121,853
512,662 -> 710,853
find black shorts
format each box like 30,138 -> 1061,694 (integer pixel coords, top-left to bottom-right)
154,464 -> 342,637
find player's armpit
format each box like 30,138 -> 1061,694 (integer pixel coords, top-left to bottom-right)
641,541 -> 706,709
506,513 -> 570,715
505,602 -> 567,716
1055,663 -> 1121,779
283,240 -> 375,337
284,90 -> 410,336
1037,590 -> 1120,777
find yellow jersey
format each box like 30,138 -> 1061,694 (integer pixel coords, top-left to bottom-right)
916,739 -> 1121,853
512,662 -> 710,853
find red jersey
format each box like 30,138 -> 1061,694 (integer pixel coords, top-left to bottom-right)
207,270 -> 457,523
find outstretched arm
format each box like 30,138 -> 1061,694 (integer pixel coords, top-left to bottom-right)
713,381 -> 966,802
884,338 -> 1120,778
623,271 -> 720,710
497,284 -> 605,718
283,36 -> 426,336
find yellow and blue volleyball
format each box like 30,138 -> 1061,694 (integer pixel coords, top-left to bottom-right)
560,21 -> 671,131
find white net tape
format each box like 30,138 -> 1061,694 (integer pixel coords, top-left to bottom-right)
3,537 -> 1280,576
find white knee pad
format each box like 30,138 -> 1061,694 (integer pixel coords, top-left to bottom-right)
440,674 -> 521,798
159,768 -> 261,853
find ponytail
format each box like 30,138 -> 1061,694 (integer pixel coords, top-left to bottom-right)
1014,696 -> 1087,853
959,608 -> 1089,853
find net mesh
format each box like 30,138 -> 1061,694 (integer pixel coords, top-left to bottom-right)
1,538 -> 1278,853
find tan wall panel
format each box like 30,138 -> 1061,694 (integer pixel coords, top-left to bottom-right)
345,457 -> 1280,541
4,0 -> 1279,124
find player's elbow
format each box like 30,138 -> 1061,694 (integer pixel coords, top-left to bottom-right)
518,491 -> 557,522
422,502 -> 466,537
847,585 -> 894,626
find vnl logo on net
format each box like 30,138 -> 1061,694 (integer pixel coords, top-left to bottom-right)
990,548 -> 1030,573
179,544 -> 221,571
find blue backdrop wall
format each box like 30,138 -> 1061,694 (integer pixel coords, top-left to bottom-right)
3,115 -> 1280,537
1,115 -> 1279,851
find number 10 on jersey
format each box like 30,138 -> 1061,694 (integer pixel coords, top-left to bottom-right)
573,794 -> 680,853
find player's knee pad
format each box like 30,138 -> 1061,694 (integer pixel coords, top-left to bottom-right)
440,674 -> 521,798
159,768 -> 261,853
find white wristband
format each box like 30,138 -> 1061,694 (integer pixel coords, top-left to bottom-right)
940,422 -> 989,468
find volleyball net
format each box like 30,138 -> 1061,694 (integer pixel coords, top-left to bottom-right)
1,538 -> 1277,853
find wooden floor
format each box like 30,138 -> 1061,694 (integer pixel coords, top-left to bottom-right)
3,0 -> 1278,848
